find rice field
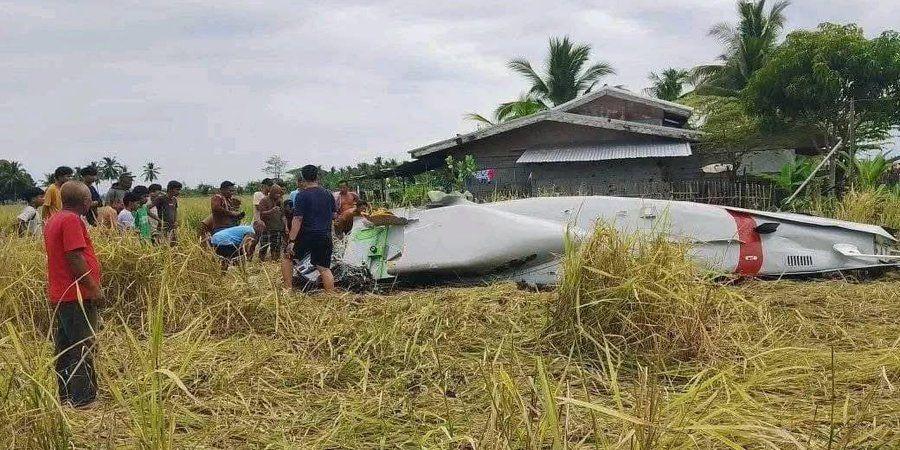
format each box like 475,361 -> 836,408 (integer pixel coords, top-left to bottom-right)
0,197 -> 898,448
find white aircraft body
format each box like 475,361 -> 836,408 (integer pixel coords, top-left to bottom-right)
297,195 -> 899,288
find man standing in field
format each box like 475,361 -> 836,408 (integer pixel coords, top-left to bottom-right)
104,173 -> 133,209
154,180 -> 182,244
79,166 -> 102,226
210,181 -> 244,234
257,184 -> 286,261
287,165 -> 336,292
147,183 -> 163,239
43,166 -> 74,221
43,180 -> 103,408
253,178 -> 273,222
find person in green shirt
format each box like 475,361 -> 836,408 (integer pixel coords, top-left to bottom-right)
131,186 -> 154,242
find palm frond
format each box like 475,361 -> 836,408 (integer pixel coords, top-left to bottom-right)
464,113 -> 495,127
507,58 -> 548,96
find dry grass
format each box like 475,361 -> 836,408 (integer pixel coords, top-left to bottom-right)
802,186 -> 900,232
0,198 -> 898,448
547,224 -> 732,365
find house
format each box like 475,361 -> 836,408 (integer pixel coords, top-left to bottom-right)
404,86 -> 706,197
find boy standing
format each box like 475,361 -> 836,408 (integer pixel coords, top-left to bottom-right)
43,181 -> 103,408
154,180 -> 182,244
131,186 -> 154,242
287,165 -> 336,292
257,184 -> 286,261
43,166 -> 74,221
17,187 -> 45,236
117,192 -> 140,232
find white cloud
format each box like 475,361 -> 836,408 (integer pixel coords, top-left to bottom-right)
1,0 -> 896,184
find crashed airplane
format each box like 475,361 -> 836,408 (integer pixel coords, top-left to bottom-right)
293,195 -> 900,289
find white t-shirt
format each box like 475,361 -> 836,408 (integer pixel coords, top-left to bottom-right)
252,191 -> 265,221
117,209 -> 135,230
17,205 -> 43,235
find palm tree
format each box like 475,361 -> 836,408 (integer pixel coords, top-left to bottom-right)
510,37 -> 615,106
646,69 -> 692,101
468,36 -> 615,126
99,156 -> 122,182
142,161 -> 161,182
692,0 -> 790,96
465,93 -> 548,127
0,160 -> 35,201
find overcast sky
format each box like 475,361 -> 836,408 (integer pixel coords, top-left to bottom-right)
1,1 -> 897,185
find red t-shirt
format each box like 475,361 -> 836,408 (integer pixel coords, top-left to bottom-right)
43,210 -> 102,303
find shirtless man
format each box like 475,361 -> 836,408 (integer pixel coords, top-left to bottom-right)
333,182 -> 360,236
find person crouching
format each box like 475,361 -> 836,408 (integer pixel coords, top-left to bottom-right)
209,221 -> 265,270
43,181 -> 104,408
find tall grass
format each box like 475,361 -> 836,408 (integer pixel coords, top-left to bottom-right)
0,195 -> 898,447
547,224 -> 730,366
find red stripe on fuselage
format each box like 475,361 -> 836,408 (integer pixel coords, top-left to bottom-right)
727,210 -> 763,276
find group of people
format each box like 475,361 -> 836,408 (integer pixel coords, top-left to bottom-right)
17,165 -> 182,242
200,165 -> 362,292
17,163 -> 361,409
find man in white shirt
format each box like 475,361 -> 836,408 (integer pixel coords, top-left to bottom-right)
252,178 -> 273,222
17,187 -> 45,236
117,192 -> 139,232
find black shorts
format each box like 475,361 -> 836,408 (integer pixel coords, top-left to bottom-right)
293,233 -> 332,268
214,244 -> 242,260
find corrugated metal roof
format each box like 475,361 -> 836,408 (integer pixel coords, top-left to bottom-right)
516,141 -> 692,164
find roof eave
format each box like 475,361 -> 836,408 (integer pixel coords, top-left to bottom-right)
409,110 -> 704,159
408,111 -> 552,158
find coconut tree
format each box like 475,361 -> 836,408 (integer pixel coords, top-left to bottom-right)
510,36 -> 616,106
465,93 -> 548,127
468,36 -> 615,126
142,161 -> 161,182
692,0 -> 790,97
0,160 -> 36,201
646,69 -> 692,101
99,156 -> 123,182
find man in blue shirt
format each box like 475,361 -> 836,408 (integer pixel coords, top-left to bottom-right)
286,165 -> 337,292
210,221 -> 265,270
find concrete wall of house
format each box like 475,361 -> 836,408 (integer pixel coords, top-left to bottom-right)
568,96 -> 665,125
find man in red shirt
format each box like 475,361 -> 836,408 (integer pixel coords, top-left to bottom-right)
43,180 -> 103,408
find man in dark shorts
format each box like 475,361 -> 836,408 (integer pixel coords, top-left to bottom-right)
287,165 -> 336,292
